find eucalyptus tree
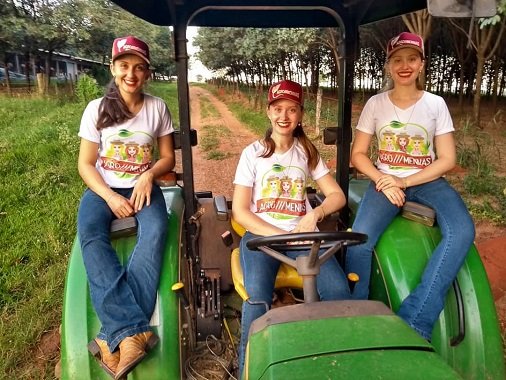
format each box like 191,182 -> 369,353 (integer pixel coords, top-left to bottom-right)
448,0 -> 506,124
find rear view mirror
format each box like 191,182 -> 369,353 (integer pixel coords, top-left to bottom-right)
428,0 -> 497,17
323,127 -> 340,145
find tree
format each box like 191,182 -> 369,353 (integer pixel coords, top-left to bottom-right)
449,0 -> 506,124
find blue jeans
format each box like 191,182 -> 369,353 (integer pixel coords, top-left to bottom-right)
238,231 -> 351,375
77,186 -> 167,352
346,178 -> 474,340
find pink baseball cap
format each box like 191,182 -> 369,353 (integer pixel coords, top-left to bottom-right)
268,80 -> 303,107
111,36 -> 150,65
387,32 -> 424,59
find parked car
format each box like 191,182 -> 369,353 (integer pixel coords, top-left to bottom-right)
0,67 -> 34,84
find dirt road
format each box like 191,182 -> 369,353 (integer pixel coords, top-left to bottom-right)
187,86 -> 258,198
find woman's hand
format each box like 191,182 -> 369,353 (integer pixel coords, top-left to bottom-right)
382,186 -> 406,207
130,171 -> 154,212
291,208 -> 321,234
107,193 -> 134,218
375,174 -> 405,192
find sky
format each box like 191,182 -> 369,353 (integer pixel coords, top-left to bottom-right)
187,27 -> 213,82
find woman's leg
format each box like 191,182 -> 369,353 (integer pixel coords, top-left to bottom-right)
77,189 -> 148,352
238,232 -> 280,376
345,182 -> 401,299
398,179 -> 475,340
122,185 -> 167,331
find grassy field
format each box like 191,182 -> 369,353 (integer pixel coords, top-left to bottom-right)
0,82 -> 178,379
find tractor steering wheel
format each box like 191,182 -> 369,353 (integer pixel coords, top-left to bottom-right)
246,231 -> 367,251
246,231 -> 367,303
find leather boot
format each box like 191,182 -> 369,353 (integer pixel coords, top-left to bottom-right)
88,338 -> 120,378
115,331 -> 159,380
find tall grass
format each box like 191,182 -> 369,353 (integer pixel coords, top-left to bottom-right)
0,97 -> 84,378
0,81 -> 179,379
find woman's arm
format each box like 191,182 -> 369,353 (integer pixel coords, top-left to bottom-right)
315,173 -> 347,215
352,130 -> 405,207
291,173 -> 346,233
232,184 -> 287,236
78,138 -> 134,218
351,130 -> 384,183
130,134 -> 175,211
78,138 -> 115,201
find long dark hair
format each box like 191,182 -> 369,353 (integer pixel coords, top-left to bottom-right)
96,79 -> 135,130
260,122 -> 320,171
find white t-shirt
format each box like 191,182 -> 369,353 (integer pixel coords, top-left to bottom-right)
356,91 -> 454,177
79,94 -> 174,188
233,139 -> 329,232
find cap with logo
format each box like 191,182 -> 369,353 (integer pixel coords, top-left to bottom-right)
111,36 -> 150,65
268,80 -> 303,107
387,32 -> 424,59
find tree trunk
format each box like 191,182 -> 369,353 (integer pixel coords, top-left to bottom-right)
473,52 -> 485,126
315,88 -> 322,137
491,56 -> 499,112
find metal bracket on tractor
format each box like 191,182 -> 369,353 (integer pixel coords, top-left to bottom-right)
196,268 -> 222,340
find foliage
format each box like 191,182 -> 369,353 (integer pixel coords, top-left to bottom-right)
75,73 -> 102,103
480,0 -> 506,27
0,0 -> 176,82
454,117 -> 506,224
194,27 -> 320,86
145,81 -> 180,128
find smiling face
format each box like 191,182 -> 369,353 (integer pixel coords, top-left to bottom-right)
110,54 -> 150,97
266,99 -> 303,139
387,48 -> 424,87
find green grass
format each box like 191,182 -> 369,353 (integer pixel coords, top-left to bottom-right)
0,81 -> 179,379
199,95 -> 220,119
146,81 -> 180,128
0,96 -> 84,378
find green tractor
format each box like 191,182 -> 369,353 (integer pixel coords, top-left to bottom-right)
59,1 -> 505,379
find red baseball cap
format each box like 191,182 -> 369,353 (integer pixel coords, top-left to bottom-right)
387,32 -> 424,59
111,36 -> 150,65
268,80 -> 303,107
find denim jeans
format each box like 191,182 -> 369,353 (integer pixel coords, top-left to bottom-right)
345,178 -> 474,340
238,231 -> 351,375
77,186 -> 167,352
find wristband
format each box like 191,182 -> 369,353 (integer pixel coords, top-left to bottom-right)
317,205 -> 326,222
106,193 -> 116,203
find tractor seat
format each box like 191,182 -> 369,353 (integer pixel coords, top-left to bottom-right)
230,218 -> 303,300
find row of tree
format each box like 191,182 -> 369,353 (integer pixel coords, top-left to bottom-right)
194,5 -> 506,122
1,0 -> 504,122
0,0 -> 175,91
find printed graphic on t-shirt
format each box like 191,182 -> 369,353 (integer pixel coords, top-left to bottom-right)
101,129 -> 154,179
256,164 -> 307,220
378,121 -> 433,169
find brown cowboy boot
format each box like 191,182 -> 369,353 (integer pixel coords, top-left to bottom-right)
87,338 -> 120,378
115,331 -> 159,380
